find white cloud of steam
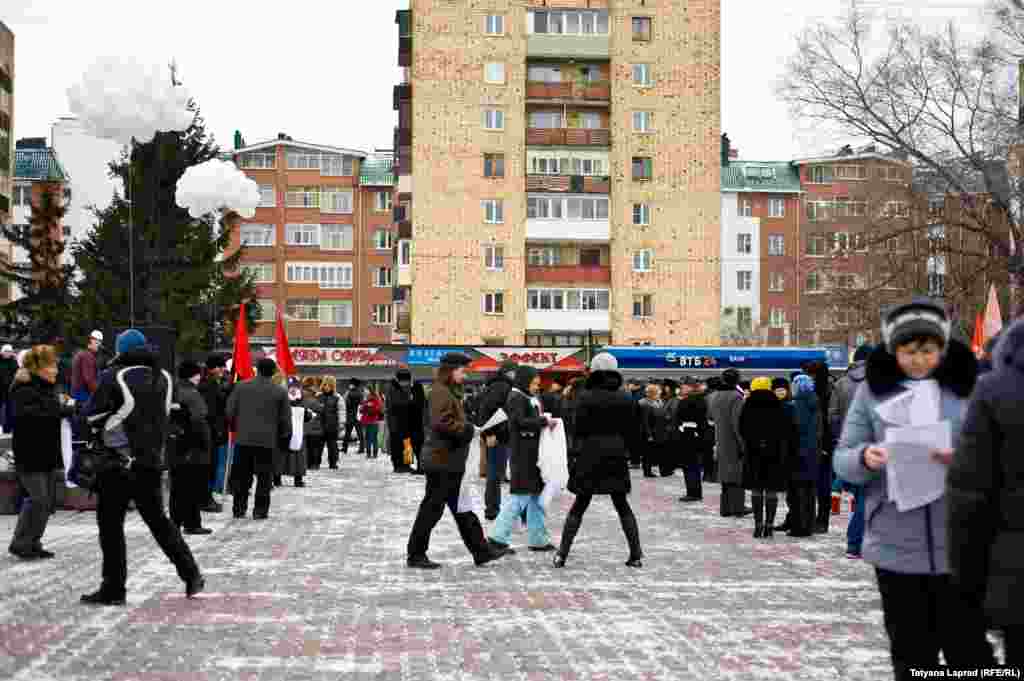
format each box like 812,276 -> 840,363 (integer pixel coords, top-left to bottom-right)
175,159 -> 261,220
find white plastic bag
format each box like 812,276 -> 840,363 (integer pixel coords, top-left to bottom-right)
289,406 -> 305,451
538,419 -> 569,508
61,418 -> 76,488
458,408 -> 507,513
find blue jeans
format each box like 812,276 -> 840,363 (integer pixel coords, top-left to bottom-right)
364,424 -> 380,458
485,445 -> 509,518
847,485 -> 865,554
489,494 -> 550,548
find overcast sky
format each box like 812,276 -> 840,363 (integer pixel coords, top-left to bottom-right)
4,0 -> 997,163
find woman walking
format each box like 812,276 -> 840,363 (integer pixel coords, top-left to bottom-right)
406,353 -> 509,569
738,377 -> 795,538
8,346 -> 75,560
487,366 -> 555,553
360,386 -> 385,459
553,353 -> 642,568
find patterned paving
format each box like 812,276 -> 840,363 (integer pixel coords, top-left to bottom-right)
1,451 -> 894,680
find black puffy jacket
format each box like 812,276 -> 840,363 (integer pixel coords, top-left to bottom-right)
11,370 -> 75,472
320,391 -> 341,433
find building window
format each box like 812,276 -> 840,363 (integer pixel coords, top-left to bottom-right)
242,263 -> 274,283
373,267 -> 393,288
484,153 -> 505,178
632,157 -> 652,181
258,185 -> 275,207
484,62 -> 506,84
320,301 -> 353,327
239,152 -> 275,169
632,16 -> 652,41
737,270 -> 752,292
633,294 -> 654,318
884,201 -> 910,218
632,64 -> 652,87
483,109 -> 505,130
580,248 -> 601,266
372,304 -> 394,326
322,264 -> 354,289
805,271 -> 822,293
12,185 -> 31,207
740,198 -> 753,217
810,165 -> 833,184
928,272 -> 946,297
373,229 -> 393,250
320,224 -> 353,251
835,165 -> 867,180
483,292 -> 505,315
286,186 -> 320,209
321,154 -> 354,176
375,192 -> 392,212
529,247 -> 561,266
834,273 -> 858,290
831,231 -> 850,253
285,223 -> 319,246
770,308 -> 786,328
287,150 -> 320,170
530,9 -> 608,36
880,165 -> 905,182
768,234 -> 785,256
633,203 -> 650,226
321,189 -> 353,214
769,198 -> 785,217
398,240 -> 411,267
633,249 -> 653,272
529,111 -> 562,129
484,244 -> 505,271
528,196 -> 608,220
255,299 -> 276,321
485,14 -> 505,35
737,233 -> 752,254
632,111 -> 653,133
482,199 -> 504,224
806,234 -> 826,256
769,272 -> 785,292
240,223 -> 275,247
285,299 -> 319,321
528,288 -> 609,311
736,307 -> 753,334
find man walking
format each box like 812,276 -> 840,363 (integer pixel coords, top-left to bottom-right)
225,358 -> 292,520
475,360 -> 516,520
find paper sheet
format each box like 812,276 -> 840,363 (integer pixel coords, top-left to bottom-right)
458,409 -> 507,513
884,421 -> 951,512
61,418 -> 76,488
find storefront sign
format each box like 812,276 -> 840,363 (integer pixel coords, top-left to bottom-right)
605,347 -> 828,372
286,347 -> 397,367
405,347 -> 465,366
476,347 -> 583,370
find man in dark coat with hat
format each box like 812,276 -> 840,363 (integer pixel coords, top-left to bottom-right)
169,361 -> 213,535
342,378 -> 365,455
475,359 -> 517,519
708,369 -> 751,517
676,376 -> 711,502
386,369 -> 417,473
198,353 -> 230,511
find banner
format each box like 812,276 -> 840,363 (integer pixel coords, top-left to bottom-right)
475,348 -> 582,370
288,347 -> 397,367
604,347 -> 829,372
405,347 -> 465,366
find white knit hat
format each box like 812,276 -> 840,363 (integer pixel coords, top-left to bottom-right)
589,352 -> 618,372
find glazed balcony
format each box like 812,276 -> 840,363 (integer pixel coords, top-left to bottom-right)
526,128 -> 610,147
526,175 -> 610,194
526,265 -> 611,285
393,83 -> 410,110
525,80 -> 610,103
527,34 -> 609,60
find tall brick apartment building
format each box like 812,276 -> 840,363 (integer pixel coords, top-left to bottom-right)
395,0 -> 721,347
0,22 -> 14,305
229,136 -> 396,346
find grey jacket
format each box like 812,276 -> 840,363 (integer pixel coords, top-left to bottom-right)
828,361 -> 866,442
833,340 -> 977,575
708,389 -> 745,485
226,376 -> 292,451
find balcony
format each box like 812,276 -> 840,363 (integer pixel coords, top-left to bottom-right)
394,126 -> 411,147
393,205 -> 407,222
398,36 -> 411,67
397,220 -> 412,239
526,175 -> 609,194
526,81 -> 610,103
527,309 -> 610,333
393,83 -> 411,110
526,265 -> 611,284
527,35 -> 609,60
526,219 -> 609,243
527,128 -> 610,147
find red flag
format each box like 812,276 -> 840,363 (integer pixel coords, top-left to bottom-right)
232,302 -> 254,381
971,312 -> 985,358
983,284 -> 1004,343
274,309 -> 297,376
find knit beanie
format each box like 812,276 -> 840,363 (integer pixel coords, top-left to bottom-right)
115,329 -> 147,355
792,374 -> 815,397
751,377 -> 773,392
589,352 -> 618,372
883,298 -> 951,354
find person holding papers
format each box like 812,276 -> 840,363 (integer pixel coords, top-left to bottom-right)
947,318 -> 1024,670
833,299 -> 993,679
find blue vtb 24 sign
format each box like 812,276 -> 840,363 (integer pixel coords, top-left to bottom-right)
603,347 -> 829,371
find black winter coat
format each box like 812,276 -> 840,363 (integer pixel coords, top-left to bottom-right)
0,356 -> 19,404
507,388 -> 548,495
169,380 -> 213,467
948,319 -> 1024,627
739,390 -> 795,492
198,376 -> 229,446
674,394 -> 711,466
569,370 -> 639,496
344,388 -> 362,425
319,391 -> 341,433
475,374 -> 513,444
386,380 -> 416,439
540,391 -> 563,420
11,371 -> 75,472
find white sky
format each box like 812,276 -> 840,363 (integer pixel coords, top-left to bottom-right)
4,0 -> 998,163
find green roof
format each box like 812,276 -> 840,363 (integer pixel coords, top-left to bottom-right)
721,161 -> 800,194
360,157 -> 395,186
14,148 -> 69,183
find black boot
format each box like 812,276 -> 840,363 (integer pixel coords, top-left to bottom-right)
815,496 -> 830,534
764,496 -> 778,539
554,513 -> 582,568
752,493 -> 765,538
620,510 -> 643,567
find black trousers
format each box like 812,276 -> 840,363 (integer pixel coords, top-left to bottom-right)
231,445 -> 274,516
566,492 -> 642,558
323,430 -> 340,466
683,463 -> 703,499
875,568 -> 994,680
702,448 -> 717,482
96,467 -> 199,596
407,470 -> 489,559
305,435 -> 324,469
169,464 -> 205,530
789,482 -> 816,535
341,422 -> 363,453
719,483 -> 746,516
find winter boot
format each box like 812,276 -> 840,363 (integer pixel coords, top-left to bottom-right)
554,513 -> 582,568
752,493 -> 765,538
620,510 -> 643,567
815,496 -> 830,534
764,496 -> 778,538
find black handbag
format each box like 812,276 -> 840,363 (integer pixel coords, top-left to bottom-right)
67,437 -> 133,491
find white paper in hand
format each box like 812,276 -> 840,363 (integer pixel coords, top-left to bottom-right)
884,421 -> 951,512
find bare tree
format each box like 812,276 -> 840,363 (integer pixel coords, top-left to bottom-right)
778,2 -> 1023,319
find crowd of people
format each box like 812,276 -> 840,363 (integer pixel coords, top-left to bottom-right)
2,294 -> 1022,677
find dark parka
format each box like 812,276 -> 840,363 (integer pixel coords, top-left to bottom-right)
197,375 -> 230,447
790,386 -> 821,484
170,379 -> 212,467
947,319 -> 1024,626
674,392 -> 711,466
568,370 -> 640,496
475,372 -> 514,443
708,387 -> 745,486
11,369 -> 75,472
386,379 -> 416,440
319,390 -> 341,433
420,379 -> 476,473
506,367 -> 548,495
739,389 -> 796,492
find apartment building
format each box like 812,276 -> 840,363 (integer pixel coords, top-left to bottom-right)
719,136 -> 801,346
229,135 -> 396,346
397,0 -> 721,347
0,22 -> 14,303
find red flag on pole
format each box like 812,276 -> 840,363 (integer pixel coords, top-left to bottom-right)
983,284 -> 1004,344
231,302 -> 255,381
274,309 -> 297,376
971,312 -> 985,358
